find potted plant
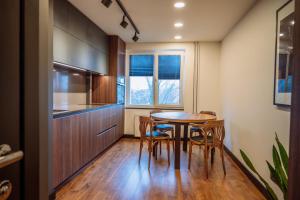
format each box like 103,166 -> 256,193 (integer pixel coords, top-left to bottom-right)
240,134 -> 288,200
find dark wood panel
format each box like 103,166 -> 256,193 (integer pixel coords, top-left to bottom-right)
288,0 -> 300,199
0,1 -> 21,199
92,36 -> 125,104
71,115 -> 81,173
52,105 -> 124,189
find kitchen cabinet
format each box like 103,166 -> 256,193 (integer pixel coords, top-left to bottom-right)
52,104 -> 124,189
92,36 -> 126,103
53,0 -> 109,74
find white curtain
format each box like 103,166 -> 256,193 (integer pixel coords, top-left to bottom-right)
193,42 -> 201,113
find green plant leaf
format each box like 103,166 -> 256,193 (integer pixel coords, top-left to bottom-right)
275,133 -> 288,176
267,161 -> 283,190
272,145 -> 288,191
240,150 -> 278,200
240,150 -> 257,173
265,184 -> 279,200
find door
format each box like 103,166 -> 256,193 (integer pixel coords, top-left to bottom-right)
0,1 -> 24,199
289,1 -> 300,199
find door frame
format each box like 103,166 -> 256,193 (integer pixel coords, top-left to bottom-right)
288,0 -> 300,199
22,0 -> 53,199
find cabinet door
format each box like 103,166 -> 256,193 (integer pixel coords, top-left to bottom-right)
117,38 -> 126,84
52,117 -> 73,188
71,115 -> 81,174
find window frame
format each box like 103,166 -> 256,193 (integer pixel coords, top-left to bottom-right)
126,50 -> 184,109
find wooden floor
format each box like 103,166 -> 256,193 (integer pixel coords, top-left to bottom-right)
56,138 -> 265,200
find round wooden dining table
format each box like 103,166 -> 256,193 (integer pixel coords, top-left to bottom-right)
151,111 -> 216,169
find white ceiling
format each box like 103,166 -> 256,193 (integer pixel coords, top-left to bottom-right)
68,0 -> 256,43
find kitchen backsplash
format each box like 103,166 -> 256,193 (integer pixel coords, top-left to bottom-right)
53,64 -> 90,106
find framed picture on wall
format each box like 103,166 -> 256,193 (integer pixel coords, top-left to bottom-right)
274,0 -> 295,106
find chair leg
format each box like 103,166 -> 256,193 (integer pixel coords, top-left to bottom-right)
167,139 -> 170,166
171,129 -> 175,152
148,140 -> 152,169
155,142 -> 158,160
204,145 -> 209,179
138,140 -> 143,164
211,147 -> 215,165
188,141 -> 193,169
160,141 -> 162,155
220,147 -> 226,176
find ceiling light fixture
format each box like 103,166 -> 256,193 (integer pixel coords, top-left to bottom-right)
132,32 -> 139,42
174,35 -> 182,40
279,33 -> 284,37
115,0 -> 141,40
120,15 -> 128,28
101,0 -> 112,8
174,2 -> 185,8
174,22 -> 184,28
291,20 -> 295,25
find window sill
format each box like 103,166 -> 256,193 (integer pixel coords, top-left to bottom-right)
125,106 -> 184,110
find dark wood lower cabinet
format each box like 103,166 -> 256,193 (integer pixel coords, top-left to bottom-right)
52,105 -> 124,189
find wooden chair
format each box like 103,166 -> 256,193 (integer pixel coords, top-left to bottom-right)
190,111 -> 216,135
150,109 -> 175,153
138,116 -> 171,169
188,120 -> 226,179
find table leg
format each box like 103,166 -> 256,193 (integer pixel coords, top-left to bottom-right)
175,124 -> 181,169
183,124 -> 188,151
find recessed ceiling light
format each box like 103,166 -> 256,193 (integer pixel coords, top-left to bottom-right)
291,20 -> 295,25
174,2 -> 185,8
174,22 -> 184,28
174,35 -> 182,40
73,73 -> 80,76
279,33 -> 284,37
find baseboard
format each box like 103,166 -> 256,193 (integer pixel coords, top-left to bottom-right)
48,190 -> 56,200
123,134 -> 139,139
224,146 -> 271,200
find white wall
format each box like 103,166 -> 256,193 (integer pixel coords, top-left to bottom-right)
125,42 -> 221,135
220,0 -> 290,198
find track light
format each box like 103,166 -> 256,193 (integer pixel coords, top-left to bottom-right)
132,32 -> 139,42
120,15 -> 128,29
101,0 -> 112,8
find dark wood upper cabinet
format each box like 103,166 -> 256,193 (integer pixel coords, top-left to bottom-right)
53,0 -> 108,75
92,36 -> 126,103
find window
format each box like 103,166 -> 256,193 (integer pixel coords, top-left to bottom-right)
158,55 -> 181,105
129,55 -> 154,105
127,51 -> 183,108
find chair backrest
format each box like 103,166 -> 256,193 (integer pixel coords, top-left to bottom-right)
200,110 -> 216,116
139,116 -> 154,139
199,120 -> 225,145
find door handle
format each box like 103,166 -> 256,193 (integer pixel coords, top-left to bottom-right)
0,180 -> 12,200
0,151 -> 23,169
0,144 -> 23,169
0,145 -> 23,200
